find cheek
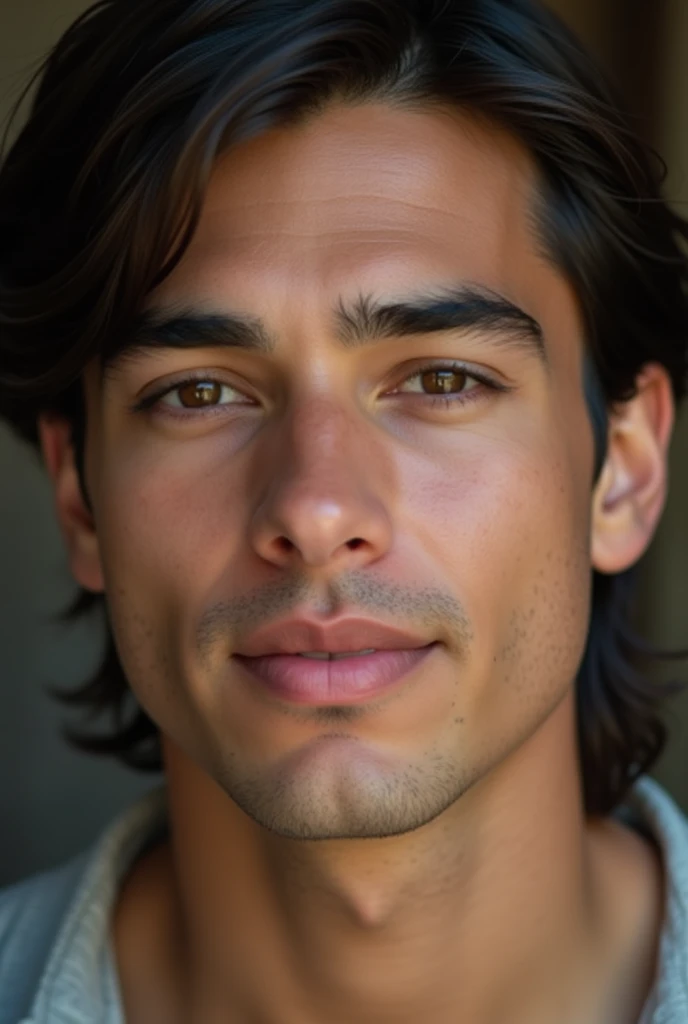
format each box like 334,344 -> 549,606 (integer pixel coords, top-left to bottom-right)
96,438 -> 246,588
92,444 -> 247,710
402,434 -> 592,712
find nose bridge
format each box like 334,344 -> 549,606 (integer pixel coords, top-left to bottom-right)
249,392 -> 393,568
290,393 -> 356,480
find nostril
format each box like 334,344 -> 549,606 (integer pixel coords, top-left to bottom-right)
348,538 -> 365,550
276,537 -> 295,553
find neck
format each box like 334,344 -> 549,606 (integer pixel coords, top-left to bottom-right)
114,691 -> 662,1024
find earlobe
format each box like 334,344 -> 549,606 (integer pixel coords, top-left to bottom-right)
38,413 -> 105,593
591,364 -> 674,575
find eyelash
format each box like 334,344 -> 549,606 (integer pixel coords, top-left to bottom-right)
392,362 -> 505,409
133,363 -> 506,418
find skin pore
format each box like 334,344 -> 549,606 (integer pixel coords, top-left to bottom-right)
40,102 -> 673,1023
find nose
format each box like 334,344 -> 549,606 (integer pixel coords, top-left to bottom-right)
248,400 -> 393,571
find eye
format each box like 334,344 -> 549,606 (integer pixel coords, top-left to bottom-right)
391,363 -> 501,406
160,379 -> 247,409
133,375 -> 256,415
397,366 -> 476,396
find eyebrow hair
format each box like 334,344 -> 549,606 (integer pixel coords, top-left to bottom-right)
334,287 -> 544,358
103,308 -> 274,373
103,285 -> 545,374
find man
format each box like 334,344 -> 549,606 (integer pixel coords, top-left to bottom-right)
1,0 -> 687,1021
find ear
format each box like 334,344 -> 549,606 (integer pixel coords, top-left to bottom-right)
591,364 -> 675,575
38,413 -> 104,593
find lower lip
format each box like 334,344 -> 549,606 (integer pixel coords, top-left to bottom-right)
234,646 -> 436,705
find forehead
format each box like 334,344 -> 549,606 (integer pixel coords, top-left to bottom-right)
153,101 -> 581,362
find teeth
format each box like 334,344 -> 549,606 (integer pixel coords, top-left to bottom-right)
299,649 -> 376,661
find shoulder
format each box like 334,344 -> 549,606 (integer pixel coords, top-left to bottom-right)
0,787 -> 168,1024
0,852 -> 89,1023
620,778 -> 688,1022
626,777 -> 688,850
621,777 -> 688,898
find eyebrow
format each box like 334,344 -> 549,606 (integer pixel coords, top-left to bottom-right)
103,285 -> 545,374
335,288 -> 544,357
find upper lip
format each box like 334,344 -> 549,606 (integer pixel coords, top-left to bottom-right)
233,618 -> 433,657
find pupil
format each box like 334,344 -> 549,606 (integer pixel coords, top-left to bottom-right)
181,382 -> 221,407
421,370 -> 465,394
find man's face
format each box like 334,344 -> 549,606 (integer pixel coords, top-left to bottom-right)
82,103 -> 597,838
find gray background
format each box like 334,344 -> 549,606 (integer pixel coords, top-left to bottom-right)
1,0 -> 687,886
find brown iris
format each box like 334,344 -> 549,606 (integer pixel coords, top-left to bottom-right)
177,381 -> 224,407
420,369 -> 467,394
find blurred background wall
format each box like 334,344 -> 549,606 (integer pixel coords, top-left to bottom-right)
0,0 -> 687,886
0,2 -> 157,888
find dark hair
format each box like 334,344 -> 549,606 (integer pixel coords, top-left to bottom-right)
2,0 -> 687,816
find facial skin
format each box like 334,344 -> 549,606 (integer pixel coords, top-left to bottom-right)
69,104 -> 598,838
41,102 -> 673,1023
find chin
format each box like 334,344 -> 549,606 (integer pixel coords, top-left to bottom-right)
216,735 -> 464,841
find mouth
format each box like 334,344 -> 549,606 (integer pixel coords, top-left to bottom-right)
296,649 -> 377,660
233,644 -> 438,706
